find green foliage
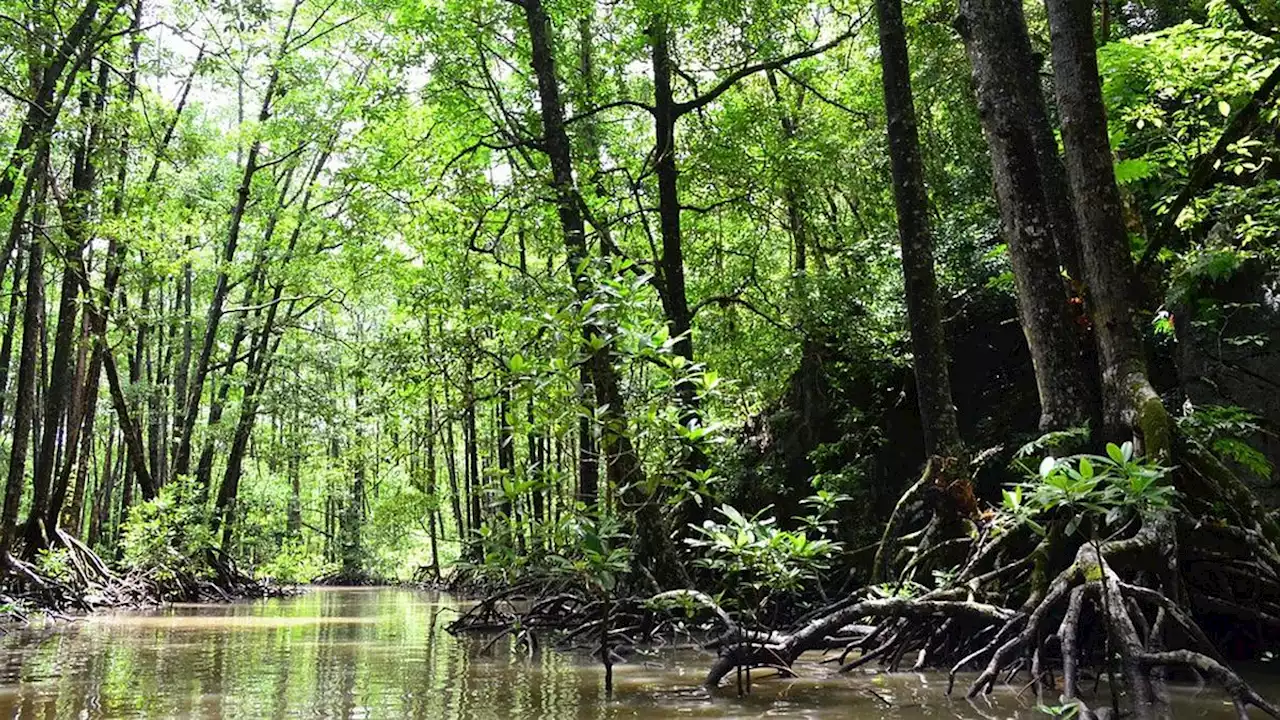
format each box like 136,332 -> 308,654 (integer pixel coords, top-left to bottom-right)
1178,404 -> 1275,479
1035,702 -> 1082,719
685,496 -> 843,605
121,478 -> 216,583
1003,443 -> 1177,538
35,548 -> 73,584
1015,425 -> 1092,460
257,540 -> 335,584
547,516 -> 633,595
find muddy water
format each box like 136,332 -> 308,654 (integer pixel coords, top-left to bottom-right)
0,587 -> 1268,718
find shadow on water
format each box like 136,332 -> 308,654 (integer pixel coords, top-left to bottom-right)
0,587 -> 1269,718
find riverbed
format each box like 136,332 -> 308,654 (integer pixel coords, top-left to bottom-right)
0,587 -> 1266,718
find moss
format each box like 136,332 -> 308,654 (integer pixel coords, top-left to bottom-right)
1082,562 -> 1103,583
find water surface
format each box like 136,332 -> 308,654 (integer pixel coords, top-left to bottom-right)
0,587 -> 1266,718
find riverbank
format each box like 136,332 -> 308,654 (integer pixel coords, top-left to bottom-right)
0,542 -> 295,626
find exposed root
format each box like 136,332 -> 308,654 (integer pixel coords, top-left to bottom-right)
0,535 -> 287,622
445,442 -> 1280,718
700,502 -> 1280,716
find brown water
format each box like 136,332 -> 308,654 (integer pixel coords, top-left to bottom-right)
0,587 -> 1268,718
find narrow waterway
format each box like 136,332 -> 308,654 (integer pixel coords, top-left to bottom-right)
0,587 -> 1267,718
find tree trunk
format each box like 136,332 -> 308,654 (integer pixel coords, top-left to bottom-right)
0,0 -> 103,216
426,394 -> 440,576
875,0 -> 963,458
649,17 -> 699,417
174,0 -> 301,477
523,0 -> 679,580
287,406 -> 302,538
1043,0 -> 1171,454
0,182 -> 46,562
32,240 -> 84,545
443,373 -> 464,542
46,60 -> 112,536
0,240 -> 27,431
88,425 -> 115,547
956,0 -> 1090,431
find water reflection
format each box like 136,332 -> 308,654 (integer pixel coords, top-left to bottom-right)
0,587 -> 1261,718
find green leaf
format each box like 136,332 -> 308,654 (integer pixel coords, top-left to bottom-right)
1113,158 -> 1153,185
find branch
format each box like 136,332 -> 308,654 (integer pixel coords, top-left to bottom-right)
675,26 -> 860,116
1138,60 -> 1280,269
1224,0 -> 1277,36
564,99 -> 655,125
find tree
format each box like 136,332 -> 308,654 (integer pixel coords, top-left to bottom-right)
956,0 -> 1091,431
1043,0 -> 1171,452
875,0 -> 963,460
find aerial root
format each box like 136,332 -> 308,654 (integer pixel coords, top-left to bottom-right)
1139,650 -> 1279,719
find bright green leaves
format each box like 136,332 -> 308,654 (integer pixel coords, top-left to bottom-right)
546,516 -> 633,594
685,500 -> 842,603
1002,443 -> 1176,539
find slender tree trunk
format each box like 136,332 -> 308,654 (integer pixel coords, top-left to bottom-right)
171,248 -> 193,470
287,408 -> 302,538
0,240 -> 27,431
443,372 -> 464,542
89,425 -> 117,547
0,178 -> 46,562
523,0 -> 679,580
956,0 -> 1090,431
45,60 -> 112,537
527,399 -> 544,531
464,357 -> 480,541
649,17 -> 697,411
875,0 -> 963,459
26,209 -> 81,548
0,0 -> 104,222
211,146 -> 330,545
426,395 -> 440,576
174,0 -> 301,477
1043,0 -> 1171,454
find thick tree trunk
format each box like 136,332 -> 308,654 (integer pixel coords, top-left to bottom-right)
1026,74 -> 1085,285
956,0 -> 1090,431
1043,0 -> 1171,454
875,0 -> 963,458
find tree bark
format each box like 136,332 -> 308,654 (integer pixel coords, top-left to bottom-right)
174,0 -> 301,477
956,0 -> 1090,431
1043,0 -> 1171,454
0,177 -> 46,562
42,58 -> 113,540
523,0 -> 677,580
0,240 -> 27,431
875,0 -> 963,458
